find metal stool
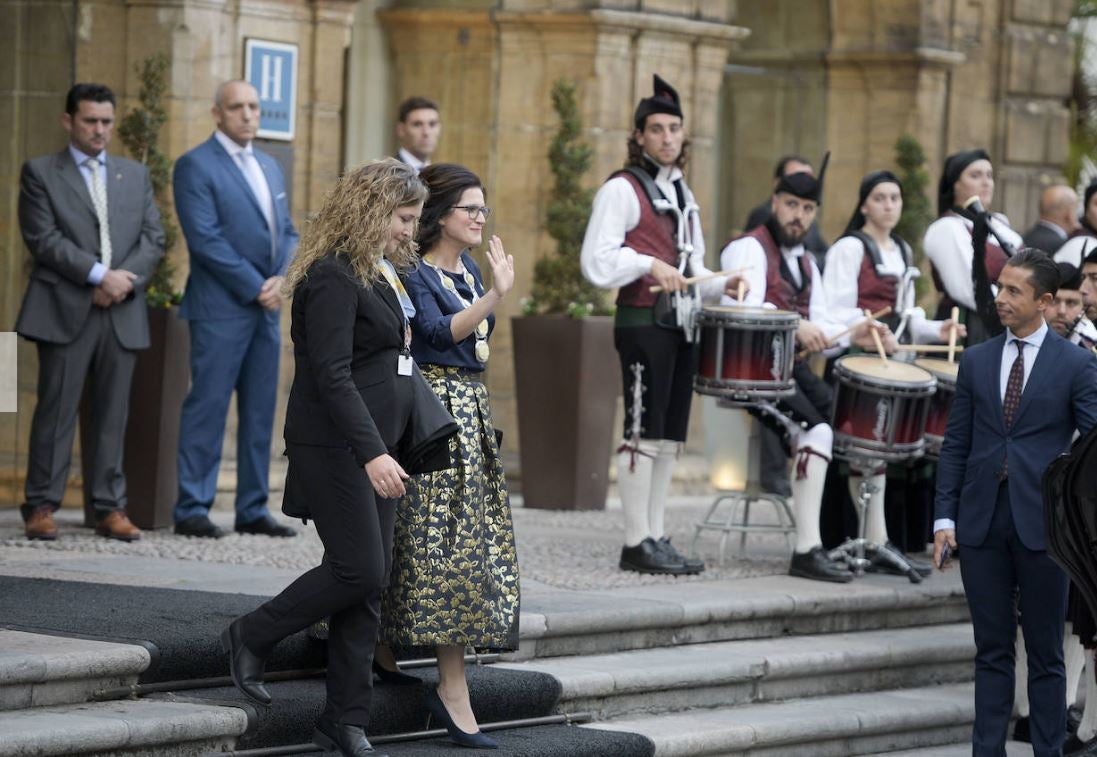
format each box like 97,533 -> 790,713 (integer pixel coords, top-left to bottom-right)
692,415 -> 796,564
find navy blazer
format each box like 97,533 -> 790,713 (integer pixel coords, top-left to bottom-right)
935,329 -> 1097,550
173,134 -> 298,320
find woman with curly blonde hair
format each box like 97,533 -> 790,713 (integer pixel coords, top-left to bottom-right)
220,159 -> 426,757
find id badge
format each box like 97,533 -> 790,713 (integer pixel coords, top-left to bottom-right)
397,353 -> 413,376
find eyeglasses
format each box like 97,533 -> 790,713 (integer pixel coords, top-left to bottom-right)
451,205 -> 493,220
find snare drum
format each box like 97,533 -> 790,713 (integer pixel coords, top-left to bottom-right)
831,355 -> 936,463
913,358 -> 959,460
695,306 -> 799,404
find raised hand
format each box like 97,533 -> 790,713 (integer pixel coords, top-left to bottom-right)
486,235 -> 514,298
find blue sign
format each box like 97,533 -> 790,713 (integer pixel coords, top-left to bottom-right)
244,39 -> 298,141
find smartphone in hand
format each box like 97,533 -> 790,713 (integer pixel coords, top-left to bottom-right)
937,542 -> 952,569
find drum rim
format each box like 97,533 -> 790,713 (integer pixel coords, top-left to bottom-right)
913,357 -> 960,384
834,355 -> 937,391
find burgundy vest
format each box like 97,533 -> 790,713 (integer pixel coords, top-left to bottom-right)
930,213 -> 1009,305
856,248 -> 899,315
613,171 -> 678,309
738,225 -> 813,318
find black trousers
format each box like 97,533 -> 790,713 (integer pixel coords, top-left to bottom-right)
241,444 -> 396,727
961,483 -> 1068,757
614,324 -> 697,442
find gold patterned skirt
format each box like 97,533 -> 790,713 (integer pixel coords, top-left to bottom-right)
380,364 -> 520,653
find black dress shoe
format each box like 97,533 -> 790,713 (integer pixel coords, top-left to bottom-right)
789,546 -> 854,583
236,515 -> 297,538
658,536 -> 705,574
313,716 -> 386,756
1065,732 -> 1097,756
425,688 -> 498,749
372,659 -> 421,686
1070,704 -> 1084,734
220,618 -> 271,706
1012,715 -> 1030,743
620,537 -> 688,575
865,542 -> 932,577
175,515 -> 226,539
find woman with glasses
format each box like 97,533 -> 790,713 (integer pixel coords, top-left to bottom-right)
377,163 -> 519,749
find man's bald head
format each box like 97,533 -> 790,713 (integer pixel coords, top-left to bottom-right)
1039,184 -> 1079,234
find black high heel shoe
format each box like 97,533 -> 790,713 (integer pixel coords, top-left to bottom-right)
425,688 -> 498,749
371,659 -> 421,686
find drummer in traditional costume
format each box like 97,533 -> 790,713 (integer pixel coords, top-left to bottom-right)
720,164 -> 897,583
924,149 -> 1022,345
823,170 -> 962,571
1054,179 -> 1097,269
580,75 -> 749,575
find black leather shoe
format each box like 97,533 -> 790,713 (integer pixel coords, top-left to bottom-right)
175,515 -> 225,539
372,659 -> 421,686
220,618 -> 271,706
658,536 -> 705,574
1070,704 -> 1084,734
1011,715 -> 1030,743
1065,732 -> 1097,756
620,537 -> 689,575
313,716 -> 386,756
425,688 -> 498,749
865,542 -> 932,577
236,515 -> 297,538
789,546 -> 854,583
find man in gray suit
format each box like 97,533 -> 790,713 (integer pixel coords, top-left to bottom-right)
15,83 -> 165,541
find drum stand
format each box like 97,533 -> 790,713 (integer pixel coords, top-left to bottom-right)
827,456 -> 924,584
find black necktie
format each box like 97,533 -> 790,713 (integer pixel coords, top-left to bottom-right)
1001,340 -> 1025,479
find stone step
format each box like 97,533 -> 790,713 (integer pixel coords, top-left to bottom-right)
499,623 -> 974,721
0,630 -> 150,711
583,682 -> 976,757
513,571 -> 969,660
0,698 -> 247,757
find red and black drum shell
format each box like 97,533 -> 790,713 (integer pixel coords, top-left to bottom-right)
913,358 -> 959,460
695,306 -> 799,405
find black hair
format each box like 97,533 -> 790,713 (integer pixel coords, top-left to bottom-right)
1084,245 -> 1097,268
773,154 -> 811,179
416,163 -> 483,253
65,83 -> 115,116
397,96 -> 439,123
1005,248 -> 1060,298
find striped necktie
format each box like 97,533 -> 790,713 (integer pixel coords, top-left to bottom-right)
85,157 -> 112,269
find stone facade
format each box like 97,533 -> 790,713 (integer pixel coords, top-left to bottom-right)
0,0 -> 1078,507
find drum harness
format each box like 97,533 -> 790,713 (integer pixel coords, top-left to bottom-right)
847,230 -> 921,345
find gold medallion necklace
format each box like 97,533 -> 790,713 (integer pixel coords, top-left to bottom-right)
422,252 -> 490,364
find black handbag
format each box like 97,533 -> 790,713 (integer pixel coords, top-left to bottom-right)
398,364 -> 460,474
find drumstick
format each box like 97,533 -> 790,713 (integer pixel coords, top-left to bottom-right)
648,267 -> 752,293
947,306 -> 959,364
865,308 -> 890,366
737,278 -> 746,303
894,344 -> 966,353
795,306 -> 892,358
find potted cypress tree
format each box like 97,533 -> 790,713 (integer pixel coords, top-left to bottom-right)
82,53 -> 187,529
512,78 -> 618,510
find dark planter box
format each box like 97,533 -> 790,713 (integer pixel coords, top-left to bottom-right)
512,315 -> 619,510
82,305 -> 189,529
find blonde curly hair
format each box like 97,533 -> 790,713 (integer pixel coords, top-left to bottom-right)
283,159 -> 428,295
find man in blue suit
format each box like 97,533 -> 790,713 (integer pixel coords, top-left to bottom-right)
935,249 -> 1097,756
172,80 -> 298,538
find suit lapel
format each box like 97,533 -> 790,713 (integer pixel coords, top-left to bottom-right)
56,150 -> 96,216
210,137 -> 268,224
988,335 -> 1007,433
1011,333 -> 1059,429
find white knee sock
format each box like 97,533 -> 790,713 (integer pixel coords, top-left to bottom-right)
791,424 -> 832,554
1079,651 -> 1097,742
648,440 -> 678,540
849,472 -> 888,545
1066,623 -> 1085,709
618,441 -> 657,547
1015,628 -> 1030,718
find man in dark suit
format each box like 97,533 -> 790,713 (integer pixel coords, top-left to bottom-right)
393,96 -> 440,174
15,82 -> 165,541
935,249 -> 1097,756
1022,184 -> 1078,255
171,80 -> 298,539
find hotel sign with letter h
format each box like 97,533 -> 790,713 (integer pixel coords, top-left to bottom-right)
244,39 -> 298,141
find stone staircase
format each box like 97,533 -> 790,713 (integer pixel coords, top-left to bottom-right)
0,571 -> 977,756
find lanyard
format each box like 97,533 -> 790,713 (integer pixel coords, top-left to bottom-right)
378,259 -> 412,354
421,254 -> 490,364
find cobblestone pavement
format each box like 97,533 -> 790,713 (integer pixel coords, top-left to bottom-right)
0,493 -> 798,590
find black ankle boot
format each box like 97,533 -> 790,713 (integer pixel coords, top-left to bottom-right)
313,716 -> 386,756
219,618 -> 271,706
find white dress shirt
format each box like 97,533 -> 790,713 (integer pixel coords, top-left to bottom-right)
719,233 -> 846,351
934,320 -> 1049,534
579,161 -> 726,301
397,148 -> 427,174
823,235 -> 942,344
924,213 -> 1022,311
70,144 -> 110,285
1053,234 -> 1097,268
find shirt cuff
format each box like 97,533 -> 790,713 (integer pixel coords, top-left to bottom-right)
933,518 -> 955,534
87,262 -> 107,286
